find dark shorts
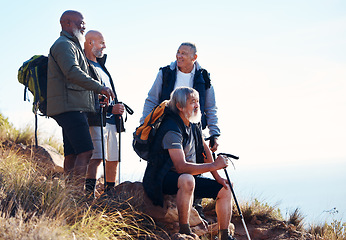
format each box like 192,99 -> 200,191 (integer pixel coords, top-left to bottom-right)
162,170 -> 223,199
52,111 -> 94,156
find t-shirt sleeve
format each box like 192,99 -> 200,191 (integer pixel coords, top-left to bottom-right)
162,131 -> 183,150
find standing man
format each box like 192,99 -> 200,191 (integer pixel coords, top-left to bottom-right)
47,10 -> 114,191
143,87 -> 236,240
140,42 -> 220,151
83,30 -> 125,198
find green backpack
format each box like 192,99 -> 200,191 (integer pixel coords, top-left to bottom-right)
17,55 -> 48,146
18,55 -> 48,116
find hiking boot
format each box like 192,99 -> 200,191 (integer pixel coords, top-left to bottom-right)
220,235 -> 237,240
218,230 -> 237,240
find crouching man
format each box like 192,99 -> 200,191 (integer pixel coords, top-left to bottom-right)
142,87 -> 237,240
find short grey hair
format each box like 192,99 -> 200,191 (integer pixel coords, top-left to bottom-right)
168,87 -> 199,114
179,42 -> 197,55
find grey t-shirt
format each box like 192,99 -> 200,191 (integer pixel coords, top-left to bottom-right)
162,126 -> 196,166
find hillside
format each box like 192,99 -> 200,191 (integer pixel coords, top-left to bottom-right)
0,114 -> 344,239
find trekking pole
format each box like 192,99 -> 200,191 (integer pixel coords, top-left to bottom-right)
217,153 -> 252,240
100,106 -> 107,190
118,115 -> 122,185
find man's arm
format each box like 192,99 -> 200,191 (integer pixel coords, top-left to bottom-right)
201,140 -> 228,189
168,143 -> 228,176
205,85 -> 221,137
140,70 -> 163,124
52,40 -> 104,93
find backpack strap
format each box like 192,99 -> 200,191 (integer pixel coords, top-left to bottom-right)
201,68 -> 211,89
160,65 -> 176,102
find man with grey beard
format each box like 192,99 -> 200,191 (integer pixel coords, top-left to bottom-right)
47,10 -> 114,192
84,30 -> 125,198
143,87 -> 236,240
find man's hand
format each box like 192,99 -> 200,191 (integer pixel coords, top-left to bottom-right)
112,103 -> 125,115
213,155 -> 228,170
100,86 -> 115,101
206,135 -> 219,152
99,95 -> 109,107
216,177 -> 229,190
209,137 -> 219,152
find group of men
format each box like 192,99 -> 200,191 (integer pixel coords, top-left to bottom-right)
47,10 -> 237,240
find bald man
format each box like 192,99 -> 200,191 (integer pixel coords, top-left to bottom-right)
83,30 -> 125,198
47,10 -> 115,192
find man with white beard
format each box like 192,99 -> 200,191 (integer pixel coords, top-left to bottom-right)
47,10 -> 114,192
142,87 -> 237,240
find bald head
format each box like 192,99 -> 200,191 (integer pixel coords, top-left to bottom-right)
85,30 -> 103,42
84,30 -> 106,62
60,10 -> 85,37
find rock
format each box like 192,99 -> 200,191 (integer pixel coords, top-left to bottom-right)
4,140 -> 64,174
251,227 -> 270,239
33,144 -> 64,173
171,233 -> 198,240
110,181 -> 234,237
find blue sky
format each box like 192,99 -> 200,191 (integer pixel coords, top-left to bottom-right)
1,0 -> 345,223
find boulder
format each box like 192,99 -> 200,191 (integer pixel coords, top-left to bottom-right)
4,141 -> 64,174
31,144 -> 64,174
111,181 -> 234,237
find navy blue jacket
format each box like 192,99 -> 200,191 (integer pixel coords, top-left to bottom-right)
87,55 -> 124,132
159,66 -> 211,129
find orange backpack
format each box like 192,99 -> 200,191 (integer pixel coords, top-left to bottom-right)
132,100 -> 168,161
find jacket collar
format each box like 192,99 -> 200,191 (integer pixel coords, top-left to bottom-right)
96,54 -> 107,66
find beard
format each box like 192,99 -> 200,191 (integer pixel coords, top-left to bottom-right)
73,28 -> 85,46
188,108 -> 202,124
92,46 -> 104,58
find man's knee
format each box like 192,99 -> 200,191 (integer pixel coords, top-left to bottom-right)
177,174 -> 195,192
78,150 -> 93,160
218,186 -> 233,199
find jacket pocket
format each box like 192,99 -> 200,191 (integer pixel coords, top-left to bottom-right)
66,82 -> 86,91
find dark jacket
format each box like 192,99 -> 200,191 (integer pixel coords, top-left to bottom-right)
87,55 -> 124,132
142,108 -> 205,207
159,65 -> 211,129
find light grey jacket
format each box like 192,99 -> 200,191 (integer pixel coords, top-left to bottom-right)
47,31 -> 103,116
140,61 -> 220,137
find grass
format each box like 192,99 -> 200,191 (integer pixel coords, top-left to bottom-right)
1,112 -> 345,239
239,198 -> 283,223
308,220 -> 346,240
0,144 -> 165,239
0,112 -> 165,239
287,208 -> 305,231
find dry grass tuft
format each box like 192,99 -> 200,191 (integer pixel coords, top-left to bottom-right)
288,208 -> 305,231
240,198 -> 283,222
308,220 -> 346,240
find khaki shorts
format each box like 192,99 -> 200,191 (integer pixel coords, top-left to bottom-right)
89,124 -> 119,161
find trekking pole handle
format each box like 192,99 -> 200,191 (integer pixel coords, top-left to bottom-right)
217,153 -> 239,160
